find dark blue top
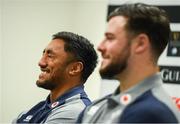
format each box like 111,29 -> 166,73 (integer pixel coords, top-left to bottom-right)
119,90 -> 178,123
16,85 -> 91,123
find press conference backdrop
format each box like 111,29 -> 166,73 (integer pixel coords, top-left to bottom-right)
100,0 -> 180,97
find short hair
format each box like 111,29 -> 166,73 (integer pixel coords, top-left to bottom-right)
108,3 -> 170,61
52,31 -> 98,83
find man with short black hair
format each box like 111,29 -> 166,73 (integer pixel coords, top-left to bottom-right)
14,31 -> 98,123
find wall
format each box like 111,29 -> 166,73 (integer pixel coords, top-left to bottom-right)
0,0 -> 2,122
1,0 -> 108,122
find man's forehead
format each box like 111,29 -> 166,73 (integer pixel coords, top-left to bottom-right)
107,16 -> 127,28
44,39 -> 65,52
105,16 -> 127,35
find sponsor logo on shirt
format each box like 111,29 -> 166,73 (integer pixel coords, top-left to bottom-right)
23,115 -> 33,122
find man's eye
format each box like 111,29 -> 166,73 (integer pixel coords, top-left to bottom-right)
107,36 -> 114,40
48,54 -> 53,58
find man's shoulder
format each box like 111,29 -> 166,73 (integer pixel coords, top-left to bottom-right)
83,95 -> 112,115
87,94 -> 112,108
127,90 -> 175,112
45,93 -> 92,123
120,90 -> 179,123
59,92 -> 91,109
76,94 -> 112,123
45,100 -> 86,123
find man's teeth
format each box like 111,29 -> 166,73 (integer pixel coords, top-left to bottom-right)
41,71 -> 47,74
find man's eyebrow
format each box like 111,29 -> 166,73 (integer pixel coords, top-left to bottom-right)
105,32 -> 114,37
43,49 -> 55,54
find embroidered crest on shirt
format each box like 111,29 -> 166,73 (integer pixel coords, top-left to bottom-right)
51,101 -> 59,108
120,94 -> 131,105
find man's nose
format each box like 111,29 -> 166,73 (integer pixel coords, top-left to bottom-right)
38,56 -> 47,68
97,40 -> 105,53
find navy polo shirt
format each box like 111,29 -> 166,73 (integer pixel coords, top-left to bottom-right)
15,85 -> 91,123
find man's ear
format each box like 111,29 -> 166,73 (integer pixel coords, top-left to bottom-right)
133,33 -> 150,54
68,62 -> 83,76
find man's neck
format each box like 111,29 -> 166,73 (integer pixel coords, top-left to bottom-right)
118,65 -> 159,92
50,80 -> 81,103
50,83 -> 69,103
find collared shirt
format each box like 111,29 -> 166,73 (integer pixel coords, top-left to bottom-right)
15,85 -> 91,123
78,73 -> 180,123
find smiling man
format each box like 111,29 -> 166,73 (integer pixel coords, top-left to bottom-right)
14,31 -> 98,123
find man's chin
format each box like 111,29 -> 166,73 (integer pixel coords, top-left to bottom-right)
36,80 -> 44,87
36,80 -> 48,89
36,80 -> 55,90
99,69 -> 115,80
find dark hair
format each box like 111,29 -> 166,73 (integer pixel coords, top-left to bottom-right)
108,3 -> 170,61
52,31 -> 98,83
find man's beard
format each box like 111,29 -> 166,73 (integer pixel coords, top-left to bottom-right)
99,60 -> 127,80
36,80 -> 56,90
99,45 -> 130,80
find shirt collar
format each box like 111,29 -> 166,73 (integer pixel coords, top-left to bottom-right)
108,73 -> 163,105
45,85 -> 85,108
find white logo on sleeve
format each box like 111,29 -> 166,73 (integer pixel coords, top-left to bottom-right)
23,115 -> 33,122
